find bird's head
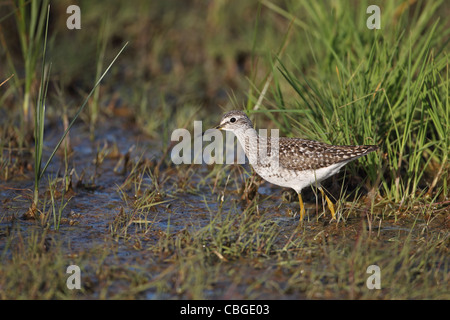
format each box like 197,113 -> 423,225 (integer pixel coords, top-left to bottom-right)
215,110 -> 253,132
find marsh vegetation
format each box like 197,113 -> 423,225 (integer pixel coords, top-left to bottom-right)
0,0 -> 448,299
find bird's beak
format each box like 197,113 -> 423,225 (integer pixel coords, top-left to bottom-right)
202,124 -> 222,137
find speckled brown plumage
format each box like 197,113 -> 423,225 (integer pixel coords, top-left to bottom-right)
244,135 -> 378,170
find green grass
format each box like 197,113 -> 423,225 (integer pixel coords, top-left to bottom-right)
26,4 -> 128,218
247,0 -> 449,208
31,4 -> 51,217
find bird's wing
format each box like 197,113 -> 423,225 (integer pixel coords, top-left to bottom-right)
273,138 -> 378,171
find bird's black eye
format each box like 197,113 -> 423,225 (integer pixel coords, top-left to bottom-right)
230,118 -> 236,123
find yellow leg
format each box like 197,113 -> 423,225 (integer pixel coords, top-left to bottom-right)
319,187 -> 336,220
298,192 -> 306,221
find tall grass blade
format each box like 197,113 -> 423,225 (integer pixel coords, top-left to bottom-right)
32,4 -> 50,208
39,42 -> 129,180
